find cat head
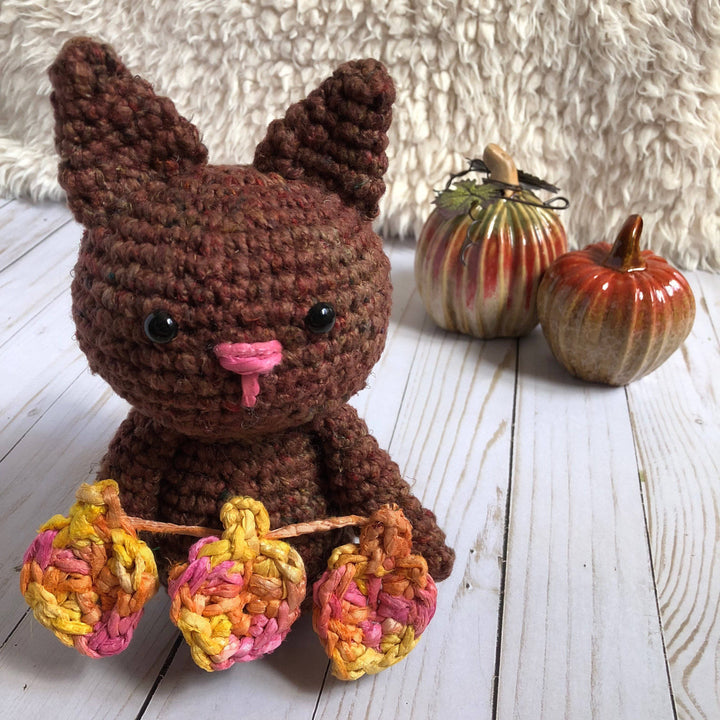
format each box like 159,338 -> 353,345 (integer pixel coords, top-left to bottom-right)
51,38 -> 395,439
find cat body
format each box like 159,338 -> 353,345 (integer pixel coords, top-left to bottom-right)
50,37 -> 454,591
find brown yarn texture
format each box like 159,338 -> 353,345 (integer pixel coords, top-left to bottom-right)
50,37 -> 455,595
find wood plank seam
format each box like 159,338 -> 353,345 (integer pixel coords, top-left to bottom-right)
0,217 -> 74,277
697,275 -> 720,345
0,365 -> 87,465
625,273 -> 720,720
383,289 -> 427,451
0,203 -> 73,273
0,285 -> 69,351
492,338 -> 520,720
132,636 -> 183,720
0,608 -> 31,651
625,385 -> 680,720
309,663 -> 332,720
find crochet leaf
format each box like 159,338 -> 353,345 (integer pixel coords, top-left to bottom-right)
434,179 -> 496,216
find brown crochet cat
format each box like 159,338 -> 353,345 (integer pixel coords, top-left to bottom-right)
49,37 -> 454,592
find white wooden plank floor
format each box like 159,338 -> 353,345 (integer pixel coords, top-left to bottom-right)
1,197 -> 718,720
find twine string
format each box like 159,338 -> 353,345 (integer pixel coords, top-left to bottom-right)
128,513 -> 369,540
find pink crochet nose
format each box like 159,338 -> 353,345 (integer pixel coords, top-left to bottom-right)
214,340 -> 283,408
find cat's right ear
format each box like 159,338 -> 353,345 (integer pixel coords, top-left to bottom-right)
49,37 -> 208,226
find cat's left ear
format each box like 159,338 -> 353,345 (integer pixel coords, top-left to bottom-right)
253,59 -> 395,221
49,37 -> 208,226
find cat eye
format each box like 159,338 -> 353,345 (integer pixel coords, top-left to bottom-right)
144,310 -> 179,344
305,302 -> 336,334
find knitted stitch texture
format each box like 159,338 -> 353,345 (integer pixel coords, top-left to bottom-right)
49,37 -> 454,595
168,495 -> 306,670
313,504 -> 438,680
20,480 -> 158,657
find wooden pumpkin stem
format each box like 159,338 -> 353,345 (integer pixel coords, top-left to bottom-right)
483,144 -> 520,194
604,214 -> 646,272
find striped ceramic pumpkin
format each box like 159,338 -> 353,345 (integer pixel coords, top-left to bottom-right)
415,145 -> 567,339
537,214 -> 696,385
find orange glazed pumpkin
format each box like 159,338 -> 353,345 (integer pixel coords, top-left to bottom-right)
537,214 -> 696,385
415,145 -> 567,339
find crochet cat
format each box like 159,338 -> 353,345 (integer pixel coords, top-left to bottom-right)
49,37 -> 455,592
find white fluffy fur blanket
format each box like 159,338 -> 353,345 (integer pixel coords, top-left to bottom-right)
1,0 -> 718,270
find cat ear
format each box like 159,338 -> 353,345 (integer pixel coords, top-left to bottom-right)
49,37 -> 208,225
253,59 -> 395,221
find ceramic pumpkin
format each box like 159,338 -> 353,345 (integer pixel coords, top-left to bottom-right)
414,144 -> 567,339
537,214 -> 696,385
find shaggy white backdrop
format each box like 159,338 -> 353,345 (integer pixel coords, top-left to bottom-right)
1,0 -> 719,269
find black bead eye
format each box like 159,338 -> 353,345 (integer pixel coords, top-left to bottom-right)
144,310 -> 179,344
305,302 -> 336,334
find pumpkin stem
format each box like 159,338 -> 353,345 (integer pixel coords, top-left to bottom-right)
604,214 -> 646,272
483,144 -> 520,196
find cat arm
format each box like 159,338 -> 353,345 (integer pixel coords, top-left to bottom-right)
312,404 -> 455,581
96,408 -> 182,522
